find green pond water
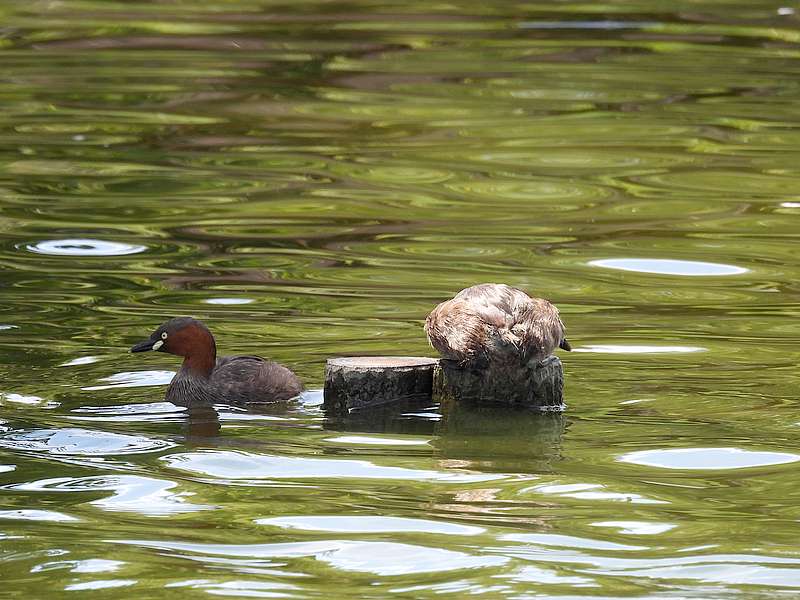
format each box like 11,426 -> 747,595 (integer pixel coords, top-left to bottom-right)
2,0 -> 800,597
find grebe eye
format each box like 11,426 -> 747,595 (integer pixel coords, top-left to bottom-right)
161,332 -> 168,340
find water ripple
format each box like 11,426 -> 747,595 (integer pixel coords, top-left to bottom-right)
0,428 -> 174,456
619,447 -> 800,470
162,450 -> 504,483
82,371 -> 175,391
118,539 -> 508,576
64,580 -> 137,591
325,435 -> 431,446
589,258 -> 747,276
591,521 -> 676,536
23,239 -> 147,257
256,516 -> 485,535
502,533 -> 645,552
574,345 -> 707,354
8,475 -> 213,516
31,559 -> 124,574
0,509 -> 79,522
526,482 -> 666,504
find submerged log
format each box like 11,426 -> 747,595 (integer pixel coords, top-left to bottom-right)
433,355 -> 564,410
323,356 -> 438,415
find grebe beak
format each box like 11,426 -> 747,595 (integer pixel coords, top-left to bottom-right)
131,338 -> 158,353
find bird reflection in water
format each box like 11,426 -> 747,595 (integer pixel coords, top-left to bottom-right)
183,406 -> 222,439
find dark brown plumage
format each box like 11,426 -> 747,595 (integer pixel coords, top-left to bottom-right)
131,317 -> 302,407
424,283 -> 570,369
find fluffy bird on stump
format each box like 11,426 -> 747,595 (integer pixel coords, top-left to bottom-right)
425,283 -> 571,407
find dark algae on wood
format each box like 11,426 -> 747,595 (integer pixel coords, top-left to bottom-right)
433,355 -> 564,410
323,356 -> 438,414
323,355 -> 564,415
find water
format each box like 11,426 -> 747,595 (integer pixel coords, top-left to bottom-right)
1,0 -> 800,597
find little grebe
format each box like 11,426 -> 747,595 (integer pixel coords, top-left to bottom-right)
425,283 -> 571,369
130,317 -> 303,407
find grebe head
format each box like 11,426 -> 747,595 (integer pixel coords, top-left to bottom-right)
130,317 -> 215,358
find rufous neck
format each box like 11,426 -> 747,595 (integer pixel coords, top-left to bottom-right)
181,344 -> 216,378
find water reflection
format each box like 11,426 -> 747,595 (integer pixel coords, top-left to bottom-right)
165,581 -> 301,595
64,580 -> 137,591
256,515 -> 484,535
589,258 -> 747,276
24,239 -> 146,256
59,356 -> 101,367
491,541 -> 800,588
526,482 -> 666,505
8,475 -> 214,516
619,447 -> 800,470
435,404 -> 565,469
574,344 -> 706,354
0,509 -> 79,522
324,400 -> 566,470
82,371 -> 175,391
324,435 -> 431,446
203,298 -> 255,305
183,407 -> 221,439
162,449 -> 503,483
70,402 -> 184,423
591,521 -> 676,536
1,0 -> 800,597
502,533 -> 645,552
0,428 -> 174,456
31,559 -> 125,574
121,539 -> 508,576
0,393 -> 49,406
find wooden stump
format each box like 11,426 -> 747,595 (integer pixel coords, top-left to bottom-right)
323,356 -> 438,415
433,355 -> 564,410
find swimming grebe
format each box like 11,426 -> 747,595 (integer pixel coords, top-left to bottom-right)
424,283 -> 571,369
130,317 -> 303,407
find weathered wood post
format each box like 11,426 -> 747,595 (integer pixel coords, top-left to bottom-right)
432,355 -> 564,410
323,355 -> 564,416
323,356 -> 437,415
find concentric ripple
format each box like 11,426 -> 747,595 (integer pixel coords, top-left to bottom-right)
0,428 -> 174,455
23,238 -> 146,256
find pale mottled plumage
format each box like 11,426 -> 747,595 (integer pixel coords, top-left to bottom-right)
424,283 -> 570,369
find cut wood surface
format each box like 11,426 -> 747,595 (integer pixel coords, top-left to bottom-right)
323,356 -> 438,414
